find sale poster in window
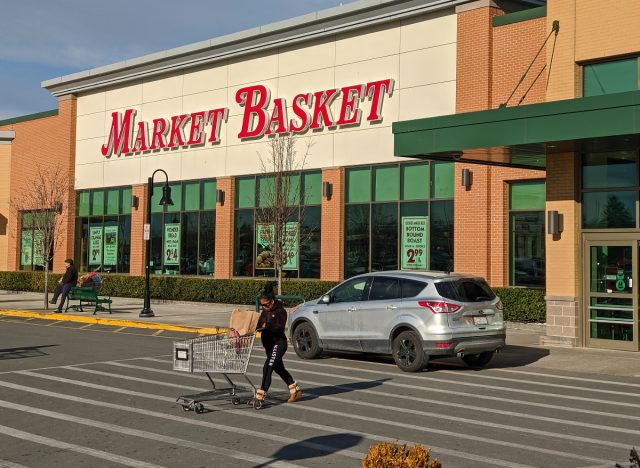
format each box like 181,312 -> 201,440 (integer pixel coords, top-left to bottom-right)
163,223 -> 181,266
401,217 -> 428,270
89,227 -> 103,266
21,231 -> 33,266
33,231 -> 45,266
282,222 -> 299,270
255,223 -> 275,269
103,226 -> 118,266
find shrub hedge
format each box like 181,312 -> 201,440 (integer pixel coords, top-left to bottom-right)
0,271 -> 546,322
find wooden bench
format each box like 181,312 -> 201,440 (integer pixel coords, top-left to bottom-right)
65,286 -> 112,314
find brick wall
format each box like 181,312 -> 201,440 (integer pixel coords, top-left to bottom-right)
1,96 -> 76,273
320,167 -> 344,281
214,177 -> 235,279
0,144 -> 10,271
130,184 -> 147,276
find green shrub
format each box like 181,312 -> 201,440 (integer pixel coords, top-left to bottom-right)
0,271 -> 545,321
494,287 -> 546,322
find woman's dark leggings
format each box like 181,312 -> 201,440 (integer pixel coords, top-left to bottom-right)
261,339 -> 294,392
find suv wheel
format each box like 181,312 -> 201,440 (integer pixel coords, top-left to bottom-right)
462,351 -> 494,368
392,331 -> 428,372
292,323 -> 322,359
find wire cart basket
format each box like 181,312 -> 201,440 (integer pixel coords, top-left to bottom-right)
173,330 -> 259,413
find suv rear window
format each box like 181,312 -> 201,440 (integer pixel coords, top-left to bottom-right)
435,278 -> 496,302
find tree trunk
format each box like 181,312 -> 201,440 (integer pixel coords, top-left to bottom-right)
277,266 -> 283,296
44,262 -> 49,310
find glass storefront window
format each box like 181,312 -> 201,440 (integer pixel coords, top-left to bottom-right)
582,191 -> 636,229
147,179 -> 216,275
19,212 -> 53,272
75,186 -> 131,273
509,181 -> 545,287
583,152 -> 638,189
234,171 -> 321,278
583,58 -> 638,97
344,161 -> 454,277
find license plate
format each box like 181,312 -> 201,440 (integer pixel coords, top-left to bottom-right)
473,316 -> 488,325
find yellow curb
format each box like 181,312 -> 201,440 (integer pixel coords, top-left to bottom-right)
0,309 -> 221,335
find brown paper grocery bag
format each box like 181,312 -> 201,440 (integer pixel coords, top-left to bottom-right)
229,309 -> 261,336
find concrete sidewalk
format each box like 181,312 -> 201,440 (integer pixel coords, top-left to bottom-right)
2,290 -> 639,378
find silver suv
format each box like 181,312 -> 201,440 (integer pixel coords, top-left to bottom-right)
288,271 -> 505,372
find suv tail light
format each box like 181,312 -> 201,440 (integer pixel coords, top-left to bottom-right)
496,300 -> 503,310
418,301 -> 461,314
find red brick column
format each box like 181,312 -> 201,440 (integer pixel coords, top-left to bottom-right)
215,177 -> 235,279
129,184 -> 147,276
320,167 -> 344,282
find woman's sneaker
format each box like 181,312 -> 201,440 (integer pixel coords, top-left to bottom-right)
287,383 -> 302,403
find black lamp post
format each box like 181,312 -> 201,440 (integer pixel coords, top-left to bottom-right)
140,169 -> 173,318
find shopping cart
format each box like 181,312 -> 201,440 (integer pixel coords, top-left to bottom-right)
173,330 -> 260,413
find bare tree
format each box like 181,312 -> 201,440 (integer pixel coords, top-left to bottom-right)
255,134 -> 314,295
11,166 -> 70,309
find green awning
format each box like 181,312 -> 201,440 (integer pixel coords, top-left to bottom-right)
392,90 -> 640,169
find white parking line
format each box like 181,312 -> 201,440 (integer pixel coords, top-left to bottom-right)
45,364 -> 619,463
492,368 -> 640,388
0,459 -> 29,468
0,424 -> 164,468
0,399 -> 301,468
5,372 -> 539,468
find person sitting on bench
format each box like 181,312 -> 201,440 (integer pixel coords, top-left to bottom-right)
50,258 -> 78,313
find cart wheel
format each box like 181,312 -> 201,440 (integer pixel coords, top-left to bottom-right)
253,400 -> 263,410
232,398 -> 241,406
194,403 -> 205,414
181,404 -> 191,412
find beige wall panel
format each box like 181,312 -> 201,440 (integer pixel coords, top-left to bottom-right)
103,157 -> 141,188
182,89 -> 228,115
398,81 -> 456,120
101,105 -> 142,138
227,78 -> 279,117
139,99 -> 181,124
76,137 -> 105,165
279,39 -> 336,76
335,55 -> 400,89
183,63 -> 228,95
400,43 -> 456,89
139,152 -> 183,182
77,91 -> 106,116
75,162 -> 104,190
333,127 -> 395,167
400,11 -> 456,53
181,147 -> 228,180
278,68 -> 335,100
225,140 -> 270,176
335,22 -> 401,65
77,112 -> 106,141
228,52 -> 279,87
301,133 -> 334,170
106,81 -> 143,111
142,73 -> 183,103
575,0 -> 640,62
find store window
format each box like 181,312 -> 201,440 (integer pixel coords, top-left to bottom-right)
344,161 -> 454,278
509,181 -> 545,287
19,212 -> 53,271
582,150 -> 638,229
234,171 -> 321,278
149,179 -> 216,275
583,58 -> 638,97
75,187 -> 132,273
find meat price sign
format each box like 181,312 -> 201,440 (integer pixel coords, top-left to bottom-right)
401,217 -> 428,270
100,78 -> 394,157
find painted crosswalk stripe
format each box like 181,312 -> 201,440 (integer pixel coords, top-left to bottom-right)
40,364 -> 617,463
0,399 -> 302,468
0,379 -> 365,461
4,373 -> 538,468
491,368 -> 640,388
0,424 -> 164,468
0,459 -> 29,468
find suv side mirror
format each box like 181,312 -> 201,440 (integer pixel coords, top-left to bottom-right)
321,294 -> 331,304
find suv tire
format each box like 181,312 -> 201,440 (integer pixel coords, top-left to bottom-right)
292,322 -> 322,359
462,351 -> 494,368
392,331 -> 428,372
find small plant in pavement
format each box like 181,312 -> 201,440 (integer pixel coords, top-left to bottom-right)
362,441 -> 442,467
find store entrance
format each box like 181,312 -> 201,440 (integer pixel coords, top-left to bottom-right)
583,234 -> 639,351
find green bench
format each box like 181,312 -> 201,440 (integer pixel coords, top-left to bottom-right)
65,286 -> 112,314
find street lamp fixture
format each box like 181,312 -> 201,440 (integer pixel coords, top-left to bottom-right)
140,169 -> 173,318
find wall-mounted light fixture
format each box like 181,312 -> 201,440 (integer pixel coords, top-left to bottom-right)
131,195 -> 139,209
322,181 -> 333,200
461,168 -> 472,190
216,189 -> 225,205
548,210 -> 562,237
53,201 -> 63,214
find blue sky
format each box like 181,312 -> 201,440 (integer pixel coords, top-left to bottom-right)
0,0 -> 353,120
